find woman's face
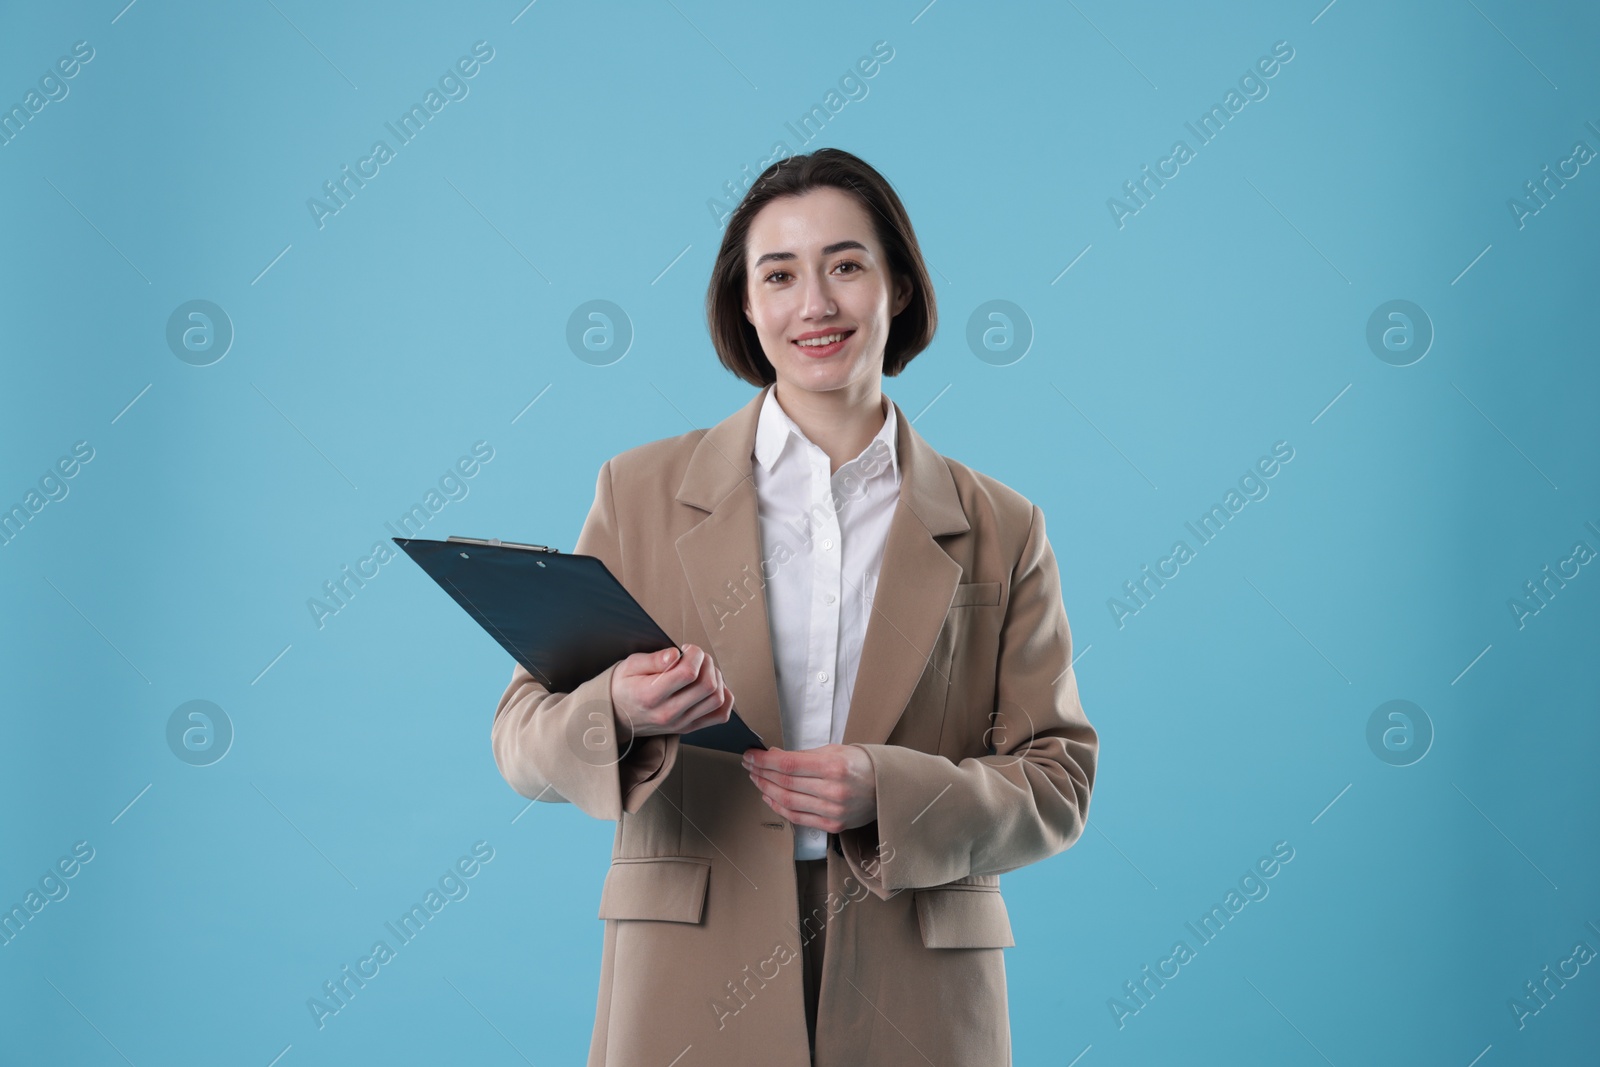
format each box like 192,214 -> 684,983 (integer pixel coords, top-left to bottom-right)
742,186 -> 912,400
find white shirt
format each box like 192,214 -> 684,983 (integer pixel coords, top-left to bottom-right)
751,387 -> 901,860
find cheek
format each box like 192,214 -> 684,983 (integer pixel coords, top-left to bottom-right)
748,296 -> 789,334
854,301 -> 889,336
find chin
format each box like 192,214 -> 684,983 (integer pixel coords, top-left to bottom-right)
786,364 -> 854,390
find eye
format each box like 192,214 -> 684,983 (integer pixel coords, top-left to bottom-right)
762,261 -> 862,284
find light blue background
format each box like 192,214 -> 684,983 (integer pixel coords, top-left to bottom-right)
2,1 -> 1596,1064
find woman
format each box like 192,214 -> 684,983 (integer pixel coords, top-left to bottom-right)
491,148 -> 1098,1067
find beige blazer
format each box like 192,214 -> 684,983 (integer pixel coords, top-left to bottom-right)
492,383 -> 1098,1066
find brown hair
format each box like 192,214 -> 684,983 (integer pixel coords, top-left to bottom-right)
706,148 -> 938,388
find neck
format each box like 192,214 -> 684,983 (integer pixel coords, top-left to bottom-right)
772,380 -> 887,476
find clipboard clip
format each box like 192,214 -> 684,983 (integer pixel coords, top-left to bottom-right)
446,535 -> 560,553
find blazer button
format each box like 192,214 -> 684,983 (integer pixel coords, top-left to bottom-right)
761,821 -> 785,830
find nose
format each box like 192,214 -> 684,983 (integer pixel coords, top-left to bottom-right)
799,270 -> 835,320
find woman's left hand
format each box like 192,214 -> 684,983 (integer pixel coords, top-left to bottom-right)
742,745 -> 877,833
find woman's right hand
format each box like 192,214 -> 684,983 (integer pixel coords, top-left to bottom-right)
609,643 -> 733,744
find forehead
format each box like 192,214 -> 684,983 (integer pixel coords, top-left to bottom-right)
745,187 -> 879,265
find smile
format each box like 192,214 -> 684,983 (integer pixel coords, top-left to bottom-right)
792,330 -> 855,356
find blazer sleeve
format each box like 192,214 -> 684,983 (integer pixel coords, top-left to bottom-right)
490,458 -> 682,821
836,503 -> 1098,899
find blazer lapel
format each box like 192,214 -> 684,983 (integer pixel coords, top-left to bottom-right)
673,384 -> 970,754
841,395 -> 969,748
675,386 -> 787,750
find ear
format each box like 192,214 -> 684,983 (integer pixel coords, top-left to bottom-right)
891,273 -> 914,317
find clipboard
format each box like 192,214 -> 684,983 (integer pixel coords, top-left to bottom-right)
393,534 -> 766,755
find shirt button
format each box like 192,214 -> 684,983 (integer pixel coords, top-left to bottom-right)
824,592 -> 835,604
822,538 -> 833,550
818,672 -> 829,684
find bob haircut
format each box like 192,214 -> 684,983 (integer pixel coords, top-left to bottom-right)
706,148 -> 938,389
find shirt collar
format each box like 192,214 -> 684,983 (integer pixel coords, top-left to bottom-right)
753,386 -> 900,480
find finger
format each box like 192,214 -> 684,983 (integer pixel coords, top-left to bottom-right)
694,648 -> 718,687
749,747 -> 837,782
760,791 -> 837,832
681,644 -> 712,681
683,680 -> 732,732
663,654 -> 721,719
678,644 -> 709,682
677,684 -> 729,732
750,775 -> 839,818
692,654 -> 727,710
650,644 -> 706,703
762,794 -> 803,827
623,645 -> 678,678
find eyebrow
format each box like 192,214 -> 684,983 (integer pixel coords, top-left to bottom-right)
752,239 -> 869,269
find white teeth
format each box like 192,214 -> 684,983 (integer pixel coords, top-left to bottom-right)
796,332 -> 848,347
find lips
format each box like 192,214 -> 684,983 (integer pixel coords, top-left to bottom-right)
792,329 -> 855,356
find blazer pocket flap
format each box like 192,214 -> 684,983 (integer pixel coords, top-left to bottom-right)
597,856 -> 711,923
913,886 -> 1015,948
951,581 -> 1002,607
